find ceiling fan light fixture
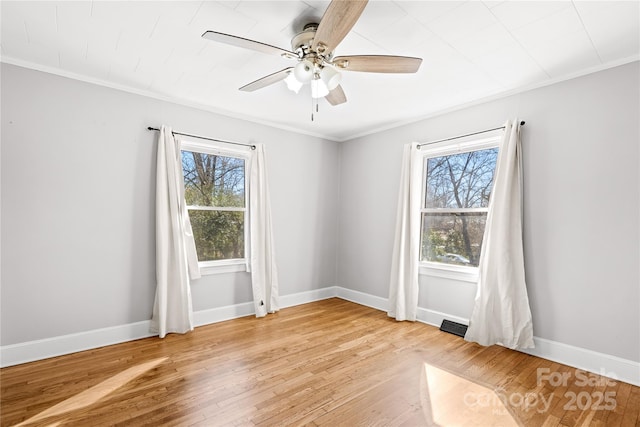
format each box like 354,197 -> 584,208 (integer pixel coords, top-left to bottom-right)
311,78 -> 330,99
320,65 -> 341,91
294,60 -> 314,83
284,72 -> 303,93
202,1 -> 423,108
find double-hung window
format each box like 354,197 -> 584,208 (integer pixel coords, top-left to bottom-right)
419,135 -> 500,278
180,140 -> 249,274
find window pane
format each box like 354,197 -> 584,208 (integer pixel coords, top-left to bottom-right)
189,210 -> 244,261
421,212 -> 487,267
182,151 -> 245,208
425,148 -> 498,209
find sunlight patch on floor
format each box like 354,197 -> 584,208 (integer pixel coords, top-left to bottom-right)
15,357 -> 168,426
420,363 -> 519,426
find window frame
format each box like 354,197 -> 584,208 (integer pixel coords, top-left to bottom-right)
417,134 -> 501,282
179,138 -> 251,276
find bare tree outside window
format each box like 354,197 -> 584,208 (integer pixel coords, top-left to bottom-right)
182,151 -> 246,261
421,147 -> 498,267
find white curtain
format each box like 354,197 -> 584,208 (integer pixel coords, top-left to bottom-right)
248,144 -> 279,317
151,126 -> 201,338
465,120 -> 534,349
388,142 -> 423,321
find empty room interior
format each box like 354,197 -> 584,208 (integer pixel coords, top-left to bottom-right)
1,1 -> 639,426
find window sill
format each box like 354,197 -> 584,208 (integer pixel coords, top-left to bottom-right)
419,262 -> 478,283
199,259 -> 248,276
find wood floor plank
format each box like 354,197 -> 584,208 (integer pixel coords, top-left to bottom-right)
1,298 -> 637,426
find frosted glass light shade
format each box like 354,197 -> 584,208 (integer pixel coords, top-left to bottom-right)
294,60 -> 314,83
284,73 -> 303,93
320,66 -> 341,90
311,79 -> 329,98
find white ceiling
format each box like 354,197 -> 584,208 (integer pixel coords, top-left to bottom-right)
2,1 -> 639,141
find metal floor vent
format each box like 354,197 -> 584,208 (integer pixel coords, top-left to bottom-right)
439,319 -> 468,338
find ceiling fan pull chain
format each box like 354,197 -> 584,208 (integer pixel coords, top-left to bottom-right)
313,95 -> 319,120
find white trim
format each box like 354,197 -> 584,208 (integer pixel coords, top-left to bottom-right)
333,287 -> 640,387
417,136 -> 499,278
2,55 -> 638,143
199,263 -> 246,274
415,307 -> 470,328
522,337 -> 640,389
0,287 -> 338,368
418,135 -> 501,157
419,263 -> 479,283
0,321 -> 155,368
423,207 -> 489,214
199,260 -> 248,275
192,287 -> 338,327
336,287 -> 472,326
181,143 -> 249,271
0,57 -> 338,142
343,55 -> 640,142
193,302 -> 255,327
179,138 -> 252,159
188,206 -> 245,212
279,286 -> 338,308
2,286 -> 638,387
335,287 -> 388,312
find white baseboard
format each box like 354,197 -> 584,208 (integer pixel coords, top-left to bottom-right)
193,287 -> 337,327
335,287 -> 388,311
522,337 -> 640,388
3,286 -> 639,387
335,287 -> 471,327
0,287 -> 339,368
335,287 -> 640,387
193,302 -> 255,327
416,306 -> 470,328
0,321 -> 155,368
279,286 -> 338,308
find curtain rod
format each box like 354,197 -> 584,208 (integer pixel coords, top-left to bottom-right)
147,127 -> 256,150
417,120 -> 525,149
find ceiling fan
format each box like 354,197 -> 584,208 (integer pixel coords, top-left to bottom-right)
201,0 -> 422,106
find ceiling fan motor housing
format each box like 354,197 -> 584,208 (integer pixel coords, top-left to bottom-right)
291,24 -> 333,62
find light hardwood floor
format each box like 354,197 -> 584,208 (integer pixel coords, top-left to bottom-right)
1,298 -> 638,426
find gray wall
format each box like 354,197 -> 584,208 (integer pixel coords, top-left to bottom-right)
1,63 -> 340,345
338,61 -> 640,362
3,60 -> 638,365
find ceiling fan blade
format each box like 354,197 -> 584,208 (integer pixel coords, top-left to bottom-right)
333,55 -> 422,73
325,85 -> 347,106
240,68 -> 293,92
311,0 -> 368,55
202,31 -> 298,59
